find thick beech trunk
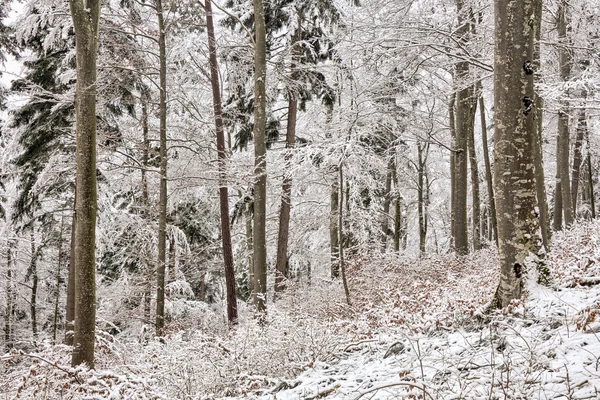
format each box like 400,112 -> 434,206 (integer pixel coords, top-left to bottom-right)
492,0 -> 541,307
69,0 -> 101,367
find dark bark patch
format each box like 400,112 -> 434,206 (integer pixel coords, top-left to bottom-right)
523,60 -> 533,75
523,97 -> 534,115
514,263 -> 523,278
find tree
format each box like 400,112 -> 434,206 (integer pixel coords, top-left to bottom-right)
492,0 -> 541,307
69,0 -> 101,367
252,0 -> 268,315
205,0 -> 238,324
555,0 -> 574,228
155,0 -> 168,336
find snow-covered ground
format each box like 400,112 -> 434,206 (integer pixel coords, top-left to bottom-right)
3,221 -> 600,399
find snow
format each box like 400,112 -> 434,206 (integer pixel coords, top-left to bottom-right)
3,221 -> 600,399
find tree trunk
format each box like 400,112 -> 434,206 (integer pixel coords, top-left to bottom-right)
556,1 -> 574,227
449,93 -> 456,246
168,233 -> 175,284
467,93 -> 481,251
155,0 -> 168,337
252,0 -> 268,315
381,157 -> 393,251
453,1 -> 471,256
479,94 -> 498,245
53,218 -> 64,344
338,165 -> 351,305
417,141 -> 427,254
275,82 -> 298,293
330,175 -> 339,278
531,0 -> 551,251
4,242 -> 13,350
394,195 -> 401,252
245,211 -> 254,302
141,99 -> 152,322
29,230 -> 38,340
589,152 -> 596,219
492,0 -> 541,307
205,0 -> 238,323
65,206 -> 75,345
571,109 -> 586,215
69,0 -> 101,367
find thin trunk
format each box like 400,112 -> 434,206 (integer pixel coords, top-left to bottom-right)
141,100 -> 152,322
168,233 -> 175,284
4,242 -> 13,349
417,142 -> 426,254
29,230 -> 38,340
252,0 -> 268,315
479,94 -> 498,245
338,165 -> 351,305
449,93 -> 456,247
69,0 -> 100,366
245,212 -> 254,302
589,152 -> 596,219
453,0 -> 472,256
557,1 -> 574,227
394,196 -> 401,252
330,175 -> 339,278
571,109 -> 586,215
65,206 -> 75,345
53,218 -> 64,344
553,180 -> 563,230
155,0 -> 168,336
381,158 -> 393,251
206,0 -> 237,323
467,92 -> 481,251
275,87 -> 298,293
532,0 -> 551,251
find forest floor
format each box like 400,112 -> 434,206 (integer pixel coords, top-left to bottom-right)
3,221 -> 600,399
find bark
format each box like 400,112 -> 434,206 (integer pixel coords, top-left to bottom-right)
553,179 -> 563,230
449,93 -> 456,246
467,94 -> 481,251
245,212 -> 254,302
330,175 -> 339,278
381,157 -> 393,251
556,1 -> 574,227
53,218 -> 64,344
4,242 -> 13,349
275,70 -> 299,292
492,0 -> 541,307
141,100 -> 152,321
394,195 -> 401,252
69,0 -> 100,367
65,206 -> 75,345
338,166 -> 351,305
252,0 -> 268,315
29,230 -> 38,339
532,0 -> 551,251
168,233 -> 175,284
589,152 -> 596,219
453,0 -> 471,256
206,0 -> 238,323
155,0 -> 168,336
417,141 -> 428,254
479,94 -> 498,245
571,109 -> 586,215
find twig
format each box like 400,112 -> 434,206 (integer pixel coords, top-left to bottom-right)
343,339 -> 378,352
353,382 -> 435,400
24,353 -> 82,384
